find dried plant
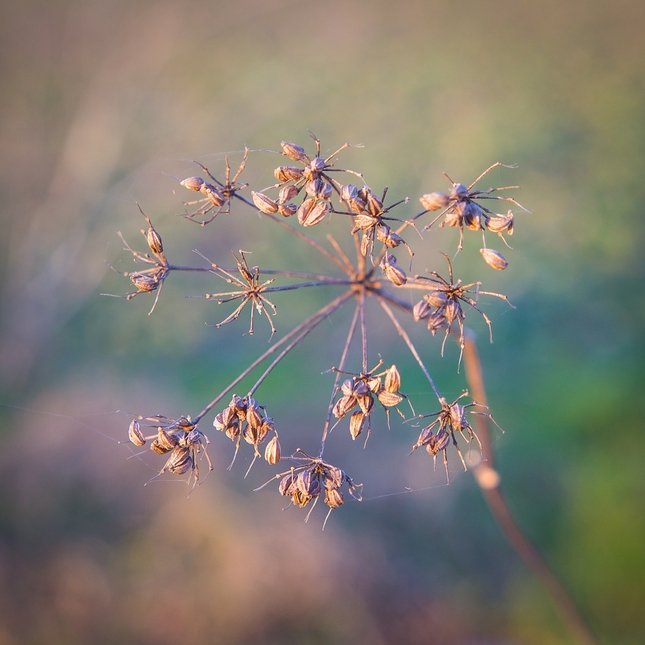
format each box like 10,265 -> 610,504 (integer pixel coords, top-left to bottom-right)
107,133 -> 522,513
105,134 -> 600,645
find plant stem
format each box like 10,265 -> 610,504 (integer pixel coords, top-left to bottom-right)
461,329 -> 599,645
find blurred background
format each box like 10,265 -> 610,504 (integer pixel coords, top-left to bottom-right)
1,0 -> 644,643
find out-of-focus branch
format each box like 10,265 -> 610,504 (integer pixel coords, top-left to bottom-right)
462,329 -> 599,645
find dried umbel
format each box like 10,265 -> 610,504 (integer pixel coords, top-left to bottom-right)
109,135 -> 528,522
411,394 -> 498,483
419,162 -> 529,263
127,415 -> 213,488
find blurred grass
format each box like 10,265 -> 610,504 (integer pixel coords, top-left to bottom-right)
1,0 -> 644,643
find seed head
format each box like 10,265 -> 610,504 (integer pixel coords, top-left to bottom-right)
180,176 -> 204,191
281,141 -> 307,162
264,435 -> 281,464
480,248 -> 509,270
252,191 -> 279,214
419,192 -> 450,211
128,420 -> 146,447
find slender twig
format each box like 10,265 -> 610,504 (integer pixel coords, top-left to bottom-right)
377,296 -> 443,401
461,329 -> 599,645
193,290 -> 354,422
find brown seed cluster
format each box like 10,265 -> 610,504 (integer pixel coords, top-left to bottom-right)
411,395 -> 493,483
111,136 -> 528,519
272,452 -> 362,522
332,364 -> 407,441
127,415 -> 213,487
213,394 -> 280,472
419,162 -> 528,267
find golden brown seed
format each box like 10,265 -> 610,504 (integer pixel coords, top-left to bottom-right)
281,141 -> 307,161
377,391 -> 403,407
480,248 -> 509,270
486,210 -> 514,235
157,427 -> 178,451
384,365 -> 401,393
274,165 -> 304,182
324,487 -> 344,509
380,254 -> 407,286
251,191 -> 279,214
146,226 -> 163,255
424,291 -> 448,308
278,203 -> 297,218
278,185 -> 299,203
419,192 -> 450,211
349,411 -> 365,440
264,435 -> 281,464
357,393 -> 374,415
180,176 -> 204,191
333,394 -> 357,419
299,200 -> 328,227
128,420 -> 146,446
167,446 -> 193,475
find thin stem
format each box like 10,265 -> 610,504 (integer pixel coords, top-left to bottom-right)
193,290 -> 354,422
319,301 -> 361,455
461,329 -> 599,645
247,289 -> 353,397
377,296 -> 443,402
360,287 -> 368,374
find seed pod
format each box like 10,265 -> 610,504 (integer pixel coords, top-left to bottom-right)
296,469 -> 313,496
427,311 -> 448,334
299,200 -> 328,227
325,466 -> 344,489
349,411 -> 365,440
201,183 -> 225,206
180,176 -> 204,192
230,394 -> 247,418
251,191 -> 279,214
333,394 -> 357,419
278,203 -> 297,218
450,183 -> 469,200
225,421 -> 240,441
130,272 -> 159,292
364,191 -> 383,216
157,427 -> 178,451
376,224 -> 404,249
150,438 -> 171,455
442,209 -> 462,228
308,478 -> 322,498
384,365 -> 401,393
464,202 -> 483,231
291,490 -> 313,508
480,248 -> 508,270
449,403 -> 467,430
353,380 -> 370,397
274,165 -> 304,182
305,178 -> 323,198
352,214 -> 378,232
296,198 -> 315,226
128,420 -> 146,446
357,393 -> 374,415
146,225 -> 164,255
380,254 -> 407,286
377,391 -> 403,407
281,141 -> 307,161
424,291 -> 448,308
341,184 -> 359,202
367,376 -> 382,393
264,435 -> 281,464
317,181 -> 332,201
426,428 -> 451,457
309,157 -> 326,173
278,185 -> 299,203
279,472 -> 296,496
419,192 -> 450,211
243,424 -> 258,445
167,446 -> 193,475
444,299 -> 463,324
246,398 -> 263,430
486,210 -> 514,235
324,487 -> 344,509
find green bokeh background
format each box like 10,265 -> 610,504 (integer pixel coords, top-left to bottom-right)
1,0 -> 644,643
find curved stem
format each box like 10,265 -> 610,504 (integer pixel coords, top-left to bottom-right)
462,329 -> 599,645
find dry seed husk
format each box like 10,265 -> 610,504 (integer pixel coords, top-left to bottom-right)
377,391 -> 403,407
278,184 -> 299,203
384,365 -> 401,393
464,202 -> 483,230
168,446 -> 193,475
281,141 -> 307,161
274,165 -> 303,182
419,192 -> 450,211
157,427 -> 178,451
424,291 -> 448,308
130,273 -> 159,292
299,200 -> 328,227
278,203 -> 297,218
180,176 -> 204,191
444,299 -> 463,324
325,466 -> 344,489
264,436 -> 281,464
480,248 -> 508,270
486,211 -> 514,234
251,191 -> 279,214
279,473 -> 296,496
128,420 -> 146,446
450,183 -> 469,199
357,393 -> 374,415
349,411 -> 365,440
146,227 -> 163,255
427,311 -> 448,334
380,254 -> 407,286
333,394 -> 357,419
201,183 -> 225,205
324,487 -> 344,509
